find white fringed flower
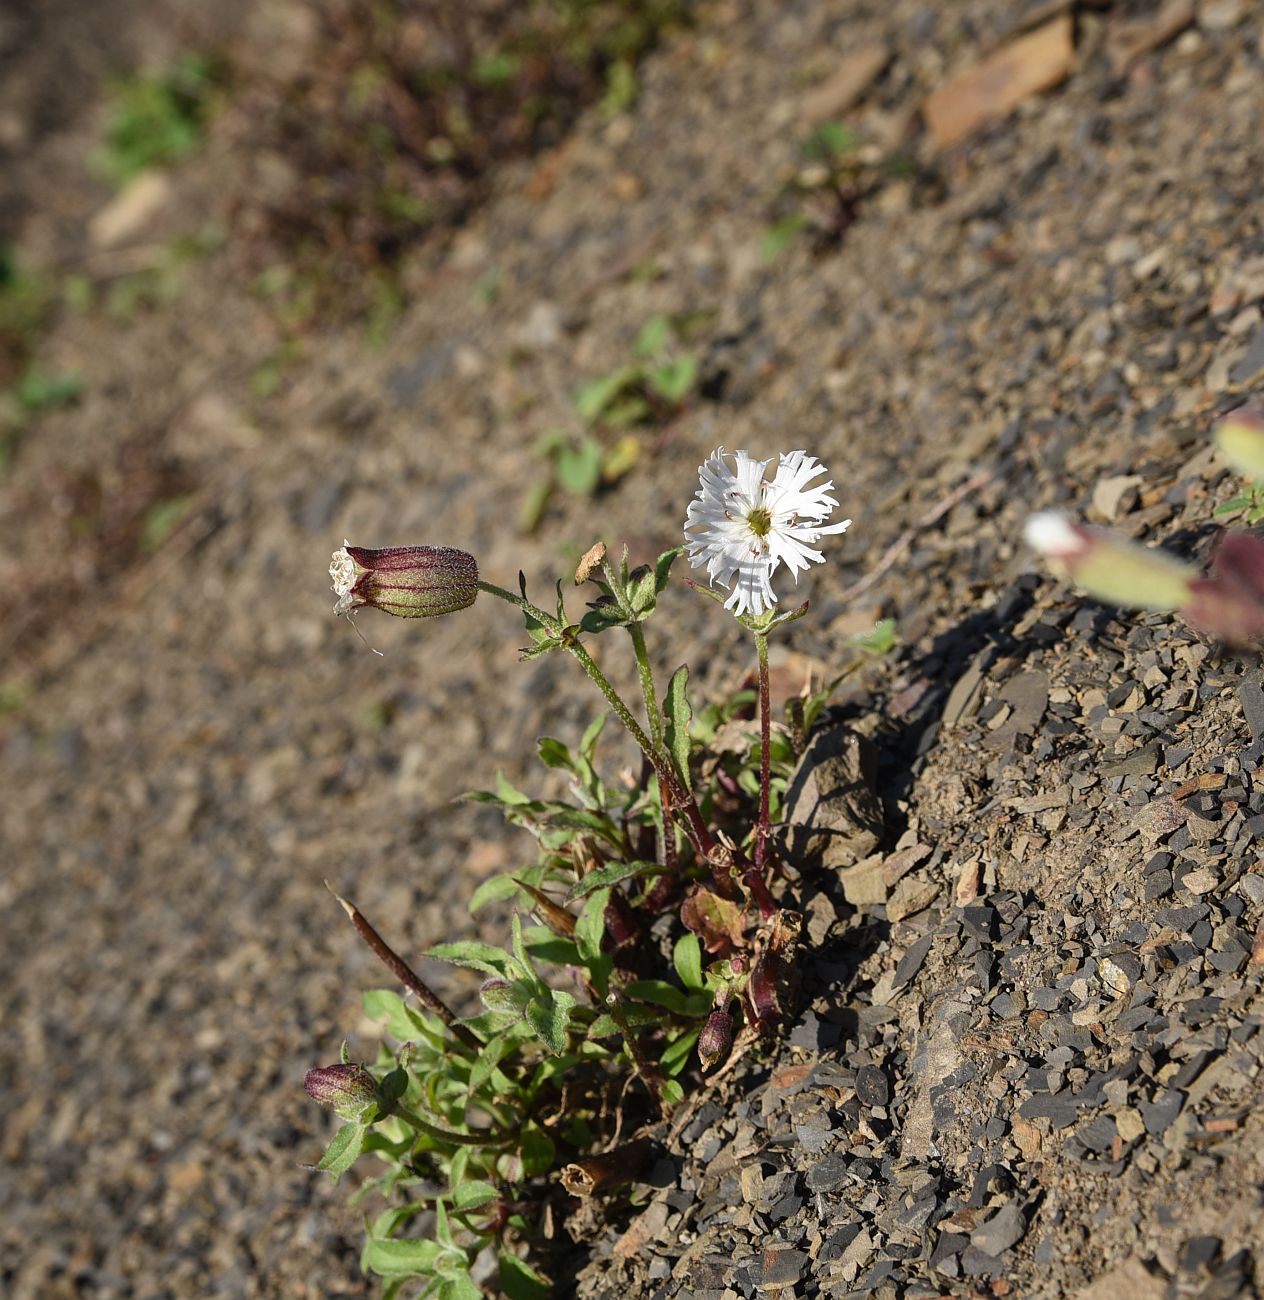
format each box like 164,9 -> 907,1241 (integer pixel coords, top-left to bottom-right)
684,447 -> 852,619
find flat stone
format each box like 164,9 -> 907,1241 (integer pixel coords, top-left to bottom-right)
971,1201 -> 1025,1257
923,14 -> 1074,149
800,42 -> 890,124
1230,324 -> 1264,386
779,726 -> 883,870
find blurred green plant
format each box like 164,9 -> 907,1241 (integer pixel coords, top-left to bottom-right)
763,119 -> 916,261
521,314 -> 701,531
98,54 -> 226,186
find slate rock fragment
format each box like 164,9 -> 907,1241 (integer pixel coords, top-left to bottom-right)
779,726 -> 883,869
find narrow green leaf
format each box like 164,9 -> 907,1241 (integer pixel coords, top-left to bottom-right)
426,940 -> 522,981
469,1031 -> 511,1094
625,979 -> 687,1013
653,546 -> 684,594
660,1027 -> 701,1077
317,1122 -> 367,1182
362,1236 -> 444,1277
664,665 -> 693,791
569,859 -> 662,900
579,712 -> 605,758
635,314 -> 670,358
468,873 -> 520,913
519,1128 -> 556,1179
452,1180 -> 498,1211
575,367 -> 638,423
511,912 -> 535,981
433,1198 -> 456,1251
673,933 -> 703,992
574,887 -> 610,965
500,1252 -> 552,1299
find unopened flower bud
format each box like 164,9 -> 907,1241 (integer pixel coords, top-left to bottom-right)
698,1007 -> 733,1072
1023,512 -> 1195,612
329,543 -> 478,618
304,1062 -> 378,1121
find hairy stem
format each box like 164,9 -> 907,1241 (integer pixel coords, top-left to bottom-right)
628,622 -> 662,749
394,1105 -> 510,1147
754,632 -> 772,870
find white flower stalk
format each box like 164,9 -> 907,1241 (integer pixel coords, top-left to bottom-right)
683,447 -> 852,619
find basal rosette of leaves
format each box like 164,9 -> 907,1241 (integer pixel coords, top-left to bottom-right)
308,453 -> 890,1296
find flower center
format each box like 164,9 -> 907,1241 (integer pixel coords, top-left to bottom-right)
745,506 -> 773,538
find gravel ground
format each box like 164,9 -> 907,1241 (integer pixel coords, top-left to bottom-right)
2,0 -> 1263,1296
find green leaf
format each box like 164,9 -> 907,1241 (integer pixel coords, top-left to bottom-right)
579,712 -> 606,758
318,1123 -> 367,1182
362,1236 -> 445,1277
660,1027 -> 701,1077
647,356 -> 696,404
664,665 -> 693,791
438,1275 -> 482,1300
468,873 -> 521,913
519,474 -> 553,533
587,1004 -> 659,1036
625,979 -> 687,1013
557,437 -> 602,495
14,369 -> 84,412
500,1252 -> 552,1299
363,989 -> 433,1043
575,366 -> 638,423
568,859 -> 661,899
510,912 -> 539,986
846,617 -> 897,656
378,1063 -> 409,1104
433,1198 -> 457,1251
660,1078 -> 684,1107
600,433 -> 640,484
427,940 -> 522,981
802,119 -> 858,162
526,988 -> 575,1054
574,887 -> 610,964
673,933 -> 704,992
519,1128 -> 556,1178
468,1030 -> 513,1093
140,495 -> 193,553
536,736 -> 573,771
634,314 -> 670,358
653,546 -> 684,594
760,212 -> 808,262
452,1180 -> 498,1211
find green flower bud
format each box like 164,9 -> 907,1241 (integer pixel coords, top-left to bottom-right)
304,1062 -> 378,1121
329,543 -> 478,618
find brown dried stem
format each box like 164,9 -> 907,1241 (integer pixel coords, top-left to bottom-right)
326,882 -> 483,1054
